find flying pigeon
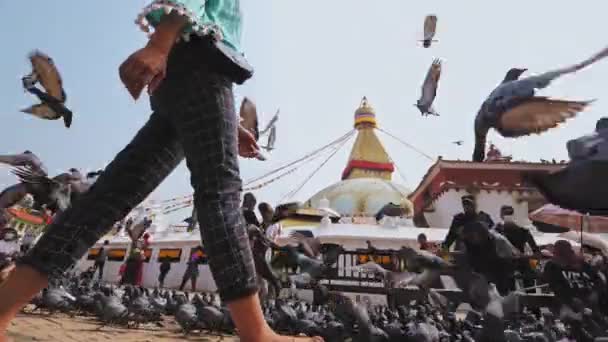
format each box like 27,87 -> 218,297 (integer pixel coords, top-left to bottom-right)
453,140 -> 464,146
523,120 -> 608,214
420,15 -> 438,48
239,97 -> 259,140
416,58 -> 441,116
11,166 -> 72,213
21,51 -> 73,128
261,125 -> 276,151
260,109 -> 278,151
260,108 -> 279,135
239,97 -> 267,161
473,45 -> 608,162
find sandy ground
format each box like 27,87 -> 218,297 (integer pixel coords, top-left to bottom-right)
8,312 -> 238,342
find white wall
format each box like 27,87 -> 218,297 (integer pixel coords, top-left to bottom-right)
423,189 -> 533,228
76,241 -> 218,292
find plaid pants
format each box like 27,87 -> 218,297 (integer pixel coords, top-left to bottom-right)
19,41 -> 258,302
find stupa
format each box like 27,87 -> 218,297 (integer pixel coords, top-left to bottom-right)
306,97 -> 413,218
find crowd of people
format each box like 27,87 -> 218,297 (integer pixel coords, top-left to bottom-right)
433,193 -> 608,322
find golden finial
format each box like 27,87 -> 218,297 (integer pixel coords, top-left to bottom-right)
354,96 -> 377,128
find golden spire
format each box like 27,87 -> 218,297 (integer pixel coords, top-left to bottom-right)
342,97 -> 394,180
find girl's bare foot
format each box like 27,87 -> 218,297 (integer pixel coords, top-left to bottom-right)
266,332 -> 324,342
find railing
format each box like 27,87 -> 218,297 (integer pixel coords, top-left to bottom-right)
270,247 -> 555,307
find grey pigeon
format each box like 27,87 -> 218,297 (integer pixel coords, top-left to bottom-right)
175,303 -> 199,333
421,15 -> 438,48
239,97 -> 268,161
473,45 -> 608,162
416,59 -> 442,116
524,119 -> 608,214
262,125 -> 277,151
93,292 -> 129,325
260,108 -> 279,135
21,50 -> 73,128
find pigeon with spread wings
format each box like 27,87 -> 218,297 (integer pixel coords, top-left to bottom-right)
473,45 -> 608,162
420,15 -> 438,48
261,111 -> 279,153
416,58 -> 442,116
21,51 -> 73,128
260,109 -> 279,136
11,167 -> 72,213
239,97 -> 267,161
261,125 -> 277,151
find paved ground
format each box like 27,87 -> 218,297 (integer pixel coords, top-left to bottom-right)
8,312 -> 237,342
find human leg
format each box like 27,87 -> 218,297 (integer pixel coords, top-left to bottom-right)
190,275 -> 197,292
0,112 -> 184,330
98,262 -> 105,281
179,271 -> 190,291
162,68 -> 321,342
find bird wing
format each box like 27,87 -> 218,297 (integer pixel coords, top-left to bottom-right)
11,166 -> 58,198
260,109 -> 279,135
29,50 -> 66,101
239,97 -> 259,141
263,125 -> 277,151
498,97 -> 592,137
423,15 -> 437,40
0,152 -> 47,176
419,59 -> 441,105
510,45 -> 608,93
20,104 -> 60,120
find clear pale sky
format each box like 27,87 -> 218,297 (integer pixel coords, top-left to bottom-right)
1,1 -> 606,222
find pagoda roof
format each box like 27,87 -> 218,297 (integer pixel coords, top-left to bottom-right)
408,159 -> 567,215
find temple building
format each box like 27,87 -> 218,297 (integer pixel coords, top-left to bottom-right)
408,158 -> 566,228
305,97 -> 413,218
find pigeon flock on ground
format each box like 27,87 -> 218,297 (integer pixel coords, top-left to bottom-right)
27,261 -> 608,342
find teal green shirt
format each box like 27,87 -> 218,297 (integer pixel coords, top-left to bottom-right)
137,0 -> 242,52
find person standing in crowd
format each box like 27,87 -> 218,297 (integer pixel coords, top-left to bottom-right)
258,202 -> 274,233
461,221 -> 515,295
495,205 -> 541,291
180,246 -> 203,292
135,233 -> 151,286
417,233 -> 429,250
93,240 -> 110,281
266,204 -> 292,242
242,192 -> 260,227
543,240 -> 605,310
442,195 -> 494,251
495,206 -> 540,254
158,256 -> 171,288
0,0 -> 323,340
19,229 -> 36,254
